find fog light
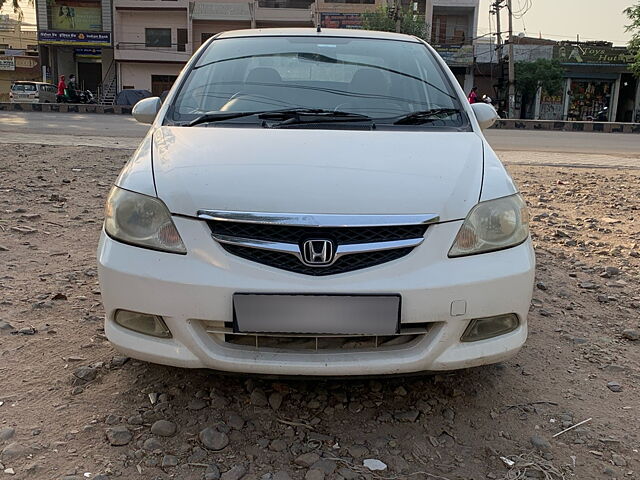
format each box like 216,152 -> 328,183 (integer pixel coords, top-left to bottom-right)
114,310 -> 172,338
460,314 -> 519,342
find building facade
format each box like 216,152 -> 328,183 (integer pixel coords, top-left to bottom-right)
0,7 -> 40,100
112,0 -> 479,98
427,0 -> 478,92
35,0 -> 114,98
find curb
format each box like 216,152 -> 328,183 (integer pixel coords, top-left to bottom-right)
491,119 -> 640,134
0,102 -> 132,115
2,102 -> 640,133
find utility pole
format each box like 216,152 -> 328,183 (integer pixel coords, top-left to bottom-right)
507,0 -> 515,118
492,0 -> 504,115
494,0 -> 502,57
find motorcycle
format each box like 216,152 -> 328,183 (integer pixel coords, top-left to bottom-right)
56,89 -> 97,104
77,89 -> 97,104
586,106 -> 609,122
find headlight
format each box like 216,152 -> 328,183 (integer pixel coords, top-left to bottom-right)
104,186 -> 186,254
449,194 -> 529,257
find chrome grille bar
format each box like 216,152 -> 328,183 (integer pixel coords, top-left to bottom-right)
213,233 -> 424,265
198,210 -> 439,227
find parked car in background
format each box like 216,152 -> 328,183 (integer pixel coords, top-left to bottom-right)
9,81 -> 57,103
98,28 -> 535,376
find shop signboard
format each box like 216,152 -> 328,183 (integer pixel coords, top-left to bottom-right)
553,44 -> 634,65
539,93 -> 563,121
320,13 -> 363,29
48,0 -> 102,31
432,44 -> 474,66
75,47 -> 101,58
15,57 -> 39,69
38,31 -> 111,46
0,56 -> 16,71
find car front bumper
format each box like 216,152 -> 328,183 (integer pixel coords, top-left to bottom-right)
97,217 -> 535,376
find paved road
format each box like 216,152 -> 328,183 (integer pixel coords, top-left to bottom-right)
0,111 -> 639,159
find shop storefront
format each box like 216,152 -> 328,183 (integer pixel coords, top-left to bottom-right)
553,43 -> 637,122
566,77 -> 615,121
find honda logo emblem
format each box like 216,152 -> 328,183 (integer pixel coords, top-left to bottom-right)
301,239 -> 335,266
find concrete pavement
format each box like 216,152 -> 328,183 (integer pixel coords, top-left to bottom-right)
0,112 -> 638,165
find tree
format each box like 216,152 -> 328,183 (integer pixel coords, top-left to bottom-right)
625,3 -> 640,77
362,6 -> 427,40
514,59 -> 564,118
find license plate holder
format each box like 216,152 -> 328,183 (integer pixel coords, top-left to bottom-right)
233,293 -> 401,335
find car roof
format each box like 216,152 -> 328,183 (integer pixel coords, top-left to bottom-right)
216,27 -> 422,43
13,81 -> 51,85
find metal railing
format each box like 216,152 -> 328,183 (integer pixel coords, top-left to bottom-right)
116,42 -> 189,52
257,0 -> 314,8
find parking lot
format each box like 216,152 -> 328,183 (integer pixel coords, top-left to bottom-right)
0,117 -> 639,479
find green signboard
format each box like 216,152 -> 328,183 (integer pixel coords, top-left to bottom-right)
433,44 -> 474,67
553,44 -> 633,65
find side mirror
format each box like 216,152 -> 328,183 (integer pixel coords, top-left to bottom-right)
471,103 -> 499,130
132,97 -> 162,124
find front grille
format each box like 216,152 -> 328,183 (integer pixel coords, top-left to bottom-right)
208,221 -> 428,245
200,320 -> 432,352
204,218 -> 430,276
223,244 -> 414,276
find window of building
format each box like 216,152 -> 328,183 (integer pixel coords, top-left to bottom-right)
431,14 -> 469,45
201,32 -> 215,44
145,28 -> 172,48
151,74 -> 178,97
177,28 -> 187,52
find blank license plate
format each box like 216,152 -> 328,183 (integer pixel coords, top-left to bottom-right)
233,294 -> 400,335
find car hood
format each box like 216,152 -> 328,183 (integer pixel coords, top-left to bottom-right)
152,127 -> 484,222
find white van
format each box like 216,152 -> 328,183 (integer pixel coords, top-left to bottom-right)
9,81 -> 58,103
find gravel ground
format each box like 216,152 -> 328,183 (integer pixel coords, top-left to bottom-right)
0,144 -> 639,480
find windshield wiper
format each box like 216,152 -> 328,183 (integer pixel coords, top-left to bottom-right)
267,109 -> 373,127
393,108 -> 462,125
187,108 -> 372,127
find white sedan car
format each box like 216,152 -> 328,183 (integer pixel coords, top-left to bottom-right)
98,28 -> 535,376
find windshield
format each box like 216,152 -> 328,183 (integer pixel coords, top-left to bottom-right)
169,35 -> 466,128
12,83 -> 37,92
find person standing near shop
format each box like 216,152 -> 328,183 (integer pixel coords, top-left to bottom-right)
467,86 -> 478,104
67,74 -> 78,102
56,75 -> 66,103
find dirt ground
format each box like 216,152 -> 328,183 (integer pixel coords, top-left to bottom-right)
0,144 -> 639,480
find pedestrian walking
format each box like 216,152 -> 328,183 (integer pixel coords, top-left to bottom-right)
67,74 -> 78,102
56,75 -> 66,103
468,86 -> 479,104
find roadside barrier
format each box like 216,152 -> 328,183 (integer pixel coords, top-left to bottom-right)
1,102 -> 639,133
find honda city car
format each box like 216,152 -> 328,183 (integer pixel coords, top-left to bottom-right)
97,28 -> 535,376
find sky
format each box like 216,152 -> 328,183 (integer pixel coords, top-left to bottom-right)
477,0 -> 635,46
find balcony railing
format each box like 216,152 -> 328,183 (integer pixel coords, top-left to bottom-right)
258,0 -> 314,8
430,36 -> 472,46
116,42 -> 188,52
